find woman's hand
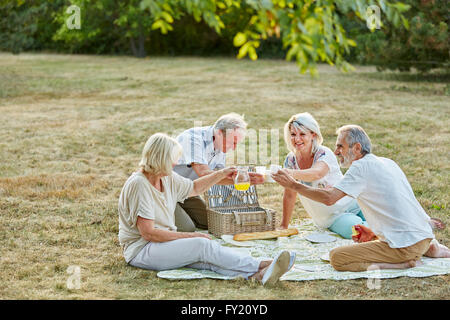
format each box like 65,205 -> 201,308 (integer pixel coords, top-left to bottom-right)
186,232 -> 212,240
272,169 -> 298,190
249,172 -> 265,185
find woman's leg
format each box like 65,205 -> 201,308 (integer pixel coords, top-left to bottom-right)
329,213 -> 367,239
130,237 -> 261,279
356,209 -> 366,222
345,200 -> 367,222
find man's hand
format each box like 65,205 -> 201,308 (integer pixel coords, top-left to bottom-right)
219,167 -> 237,180
249,172 -> 264,185
352,224 -> 377,243
272,169 -> 298,190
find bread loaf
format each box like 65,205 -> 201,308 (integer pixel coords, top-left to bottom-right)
233,228 -> 299,241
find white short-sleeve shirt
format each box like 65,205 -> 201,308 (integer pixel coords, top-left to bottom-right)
334,153 -> 434,248
284,146 -> 356,228
173,126 -> 226,180
118,171 -> 194,262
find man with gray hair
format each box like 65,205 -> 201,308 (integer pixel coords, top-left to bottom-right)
273,124 -> 449,272
173,113 -> 264,231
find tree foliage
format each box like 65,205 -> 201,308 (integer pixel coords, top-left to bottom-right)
0,0 -> 419,75
346,0 -> 449,72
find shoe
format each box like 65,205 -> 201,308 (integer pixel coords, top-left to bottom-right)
261,250 -> 291,286
288,251 -> 296,270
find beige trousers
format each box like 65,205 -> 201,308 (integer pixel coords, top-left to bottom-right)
174,195 -> 208,231
329,238 -> 432,272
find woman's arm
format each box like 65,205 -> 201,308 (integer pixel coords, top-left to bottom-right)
287,161 -> 329,182
191,163 -> 264,186
191,163 -> 234,185
281,188 -> 297,229
136,217 -> 211,242
189,167 -> 236,197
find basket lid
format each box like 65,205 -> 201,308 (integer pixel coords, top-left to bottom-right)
204,184 -> 260,209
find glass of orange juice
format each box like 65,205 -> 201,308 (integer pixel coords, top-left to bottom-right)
234,166 -> 250,191
255,166 -> 267,182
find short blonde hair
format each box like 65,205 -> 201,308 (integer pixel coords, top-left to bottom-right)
139,133 -> 182,175
284,112 -> 323,154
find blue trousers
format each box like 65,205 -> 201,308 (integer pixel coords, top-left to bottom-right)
329,202 -> 368,239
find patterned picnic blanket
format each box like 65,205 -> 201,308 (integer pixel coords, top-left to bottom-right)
157,219 -> 450,281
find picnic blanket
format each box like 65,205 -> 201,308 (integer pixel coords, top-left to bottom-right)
157,219 -> 450,281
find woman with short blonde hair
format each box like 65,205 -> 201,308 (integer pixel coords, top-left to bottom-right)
138,133 -> 183,176
118,132 -> 295,285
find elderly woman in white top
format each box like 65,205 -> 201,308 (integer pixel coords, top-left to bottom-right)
118,133 -> 295,285
280,112 -> 367,239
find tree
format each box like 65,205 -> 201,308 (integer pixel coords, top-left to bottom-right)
226,0 -> 411,75
138,0 -> 413,75
5,0 -> 412,75
346,0 -> 449,72
0,0 -> 65,54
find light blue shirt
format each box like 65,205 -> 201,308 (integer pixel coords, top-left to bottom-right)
173,126 -> 226,180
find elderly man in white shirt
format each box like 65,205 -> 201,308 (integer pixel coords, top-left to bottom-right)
173,113 -> 264,231
272,124 -> 449,272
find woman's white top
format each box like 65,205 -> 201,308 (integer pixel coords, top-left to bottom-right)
118,171 -> 194,262
284,146 -> 356,228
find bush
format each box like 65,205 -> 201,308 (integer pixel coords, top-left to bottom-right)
345,0 -> 449,72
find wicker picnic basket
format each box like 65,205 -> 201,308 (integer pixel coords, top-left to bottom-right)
204,179 -> 279,238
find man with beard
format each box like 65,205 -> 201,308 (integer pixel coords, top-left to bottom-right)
272,124 -> 449,272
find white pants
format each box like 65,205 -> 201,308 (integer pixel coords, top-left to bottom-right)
129,237 -> 261,279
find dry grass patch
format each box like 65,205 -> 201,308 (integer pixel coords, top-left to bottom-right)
0,174 -> 110,201
0,52 -> 448,299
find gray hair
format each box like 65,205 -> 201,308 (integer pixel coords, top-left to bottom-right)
213,113 -> 247,134
336,125 -> 372,155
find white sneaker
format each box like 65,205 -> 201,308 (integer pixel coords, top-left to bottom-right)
288,251 -> 296,270
261,250 -> 292,286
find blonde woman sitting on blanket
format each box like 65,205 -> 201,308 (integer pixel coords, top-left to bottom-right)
118,133 -> 295,285
281,112 -> 367,239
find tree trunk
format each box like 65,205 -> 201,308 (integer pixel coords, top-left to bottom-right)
129,21 -> 147,58
130,37 -> 138,57
138,32 -> 146,58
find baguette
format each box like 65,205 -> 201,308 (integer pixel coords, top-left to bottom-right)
233,228 -> 299,241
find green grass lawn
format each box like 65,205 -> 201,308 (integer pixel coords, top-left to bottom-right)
0,52 -> 449,299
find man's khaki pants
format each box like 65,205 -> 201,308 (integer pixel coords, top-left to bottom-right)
174,196 -> 208,231
329,238 -> 432,272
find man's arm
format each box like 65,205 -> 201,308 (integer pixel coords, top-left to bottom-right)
272,169 -> 347,206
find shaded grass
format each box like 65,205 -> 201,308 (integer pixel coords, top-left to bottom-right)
0,52 -> 449,299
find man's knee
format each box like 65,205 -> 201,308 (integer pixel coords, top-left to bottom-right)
329,247 -> 349,271
180,197 -> 208,229
174,203 -> 197,232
